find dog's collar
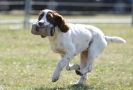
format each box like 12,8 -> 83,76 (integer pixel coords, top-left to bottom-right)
50,26 -> 55,36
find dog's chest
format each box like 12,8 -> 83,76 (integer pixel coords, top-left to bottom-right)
49,38 -> 66,54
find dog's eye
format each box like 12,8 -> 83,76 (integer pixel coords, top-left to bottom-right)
46,13 -> 53,22
38,12 -> 44,21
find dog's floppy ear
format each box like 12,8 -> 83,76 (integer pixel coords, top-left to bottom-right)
53,12 -> 69,33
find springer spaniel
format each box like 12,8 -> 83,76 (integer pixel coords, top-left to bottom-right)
31,9 -> 126,84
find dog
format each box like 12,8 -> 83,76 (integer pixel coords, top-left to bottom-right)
31,9 -> 126,84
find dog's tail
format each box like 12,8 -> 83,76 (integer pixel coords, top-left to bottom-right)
105,36 -> 126,43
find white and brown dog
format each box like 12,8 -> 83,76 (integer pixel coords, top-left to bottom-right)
31,9 -> 126,84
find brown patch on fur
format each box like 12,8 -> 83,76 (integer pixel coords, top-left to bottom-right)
52,11 -> 69,33
46,12 -> 55,25
80,50 -> 88,69
38,10 -> 69,33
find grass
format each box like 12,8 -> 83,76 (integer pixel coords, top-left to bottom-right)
0,24 -> 132,90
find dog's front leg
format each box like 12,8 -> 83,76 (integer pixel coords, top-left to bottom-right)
52,39 -> 76,82
60,54 -> 79,71
52,48 -> 76,82
52,56 -> 69,82
52,52 -> 76,82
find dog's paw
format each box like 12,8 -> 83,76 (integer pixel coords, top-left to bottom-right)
52,76 -> 59,82
74,64 -> 80,70
52,73 -> 60,82
52,74 -> 59,82
75,66 -> 83,76
75,70 -> 83,76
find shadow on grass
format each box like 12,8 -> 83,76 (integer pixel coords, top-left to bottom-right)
67,84 -> 94,90
34,84 -> 94,90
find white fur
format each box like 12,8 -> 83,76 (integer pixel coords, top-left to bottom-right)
39,9 -> 52,25
38,9 -> 126,84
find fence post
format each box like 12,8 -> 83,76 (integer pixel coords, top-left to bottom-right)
132,0 -> 133,26
24,0 -> 32,29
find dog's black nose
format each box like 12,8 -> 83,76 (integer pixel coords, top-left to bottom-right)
38,22 -> 44,26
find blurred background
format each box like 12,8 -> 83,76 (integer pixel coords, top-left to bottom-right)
0,0 -> 132,29
0,1 -> 133,89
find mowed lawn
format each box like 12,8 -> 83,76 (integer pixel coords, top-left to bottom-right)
0,24 -> 132,90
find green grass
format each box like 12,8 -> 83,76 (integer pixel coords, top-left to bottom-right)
0,24 -> 132,90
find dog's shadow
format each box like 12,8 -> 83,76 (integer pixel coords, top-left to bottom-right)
67,84 -> 94,90
34,84 -> 94,90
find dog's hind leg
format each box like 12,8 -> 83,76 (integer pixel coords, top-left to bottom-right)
80,35 -> 107,75
75,50 -> 88,75
76,50 -> 88,84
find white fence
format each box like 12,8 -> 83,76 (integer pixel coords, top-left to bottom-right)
0,0 -> 133,28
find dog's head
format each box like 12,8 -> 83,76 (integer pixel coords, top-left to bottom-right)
31,9 -> 69,38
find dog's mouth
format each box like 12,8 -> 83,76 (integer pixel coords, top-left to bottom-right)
35,25 -> 40,32
31,23 -> 55,38
31,23 -> 47,37
31,23 -> 39,34
36,26 -> 47,38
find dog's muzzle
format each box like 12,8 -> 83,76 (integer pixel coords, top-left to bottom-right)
31,23 -> 55,38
